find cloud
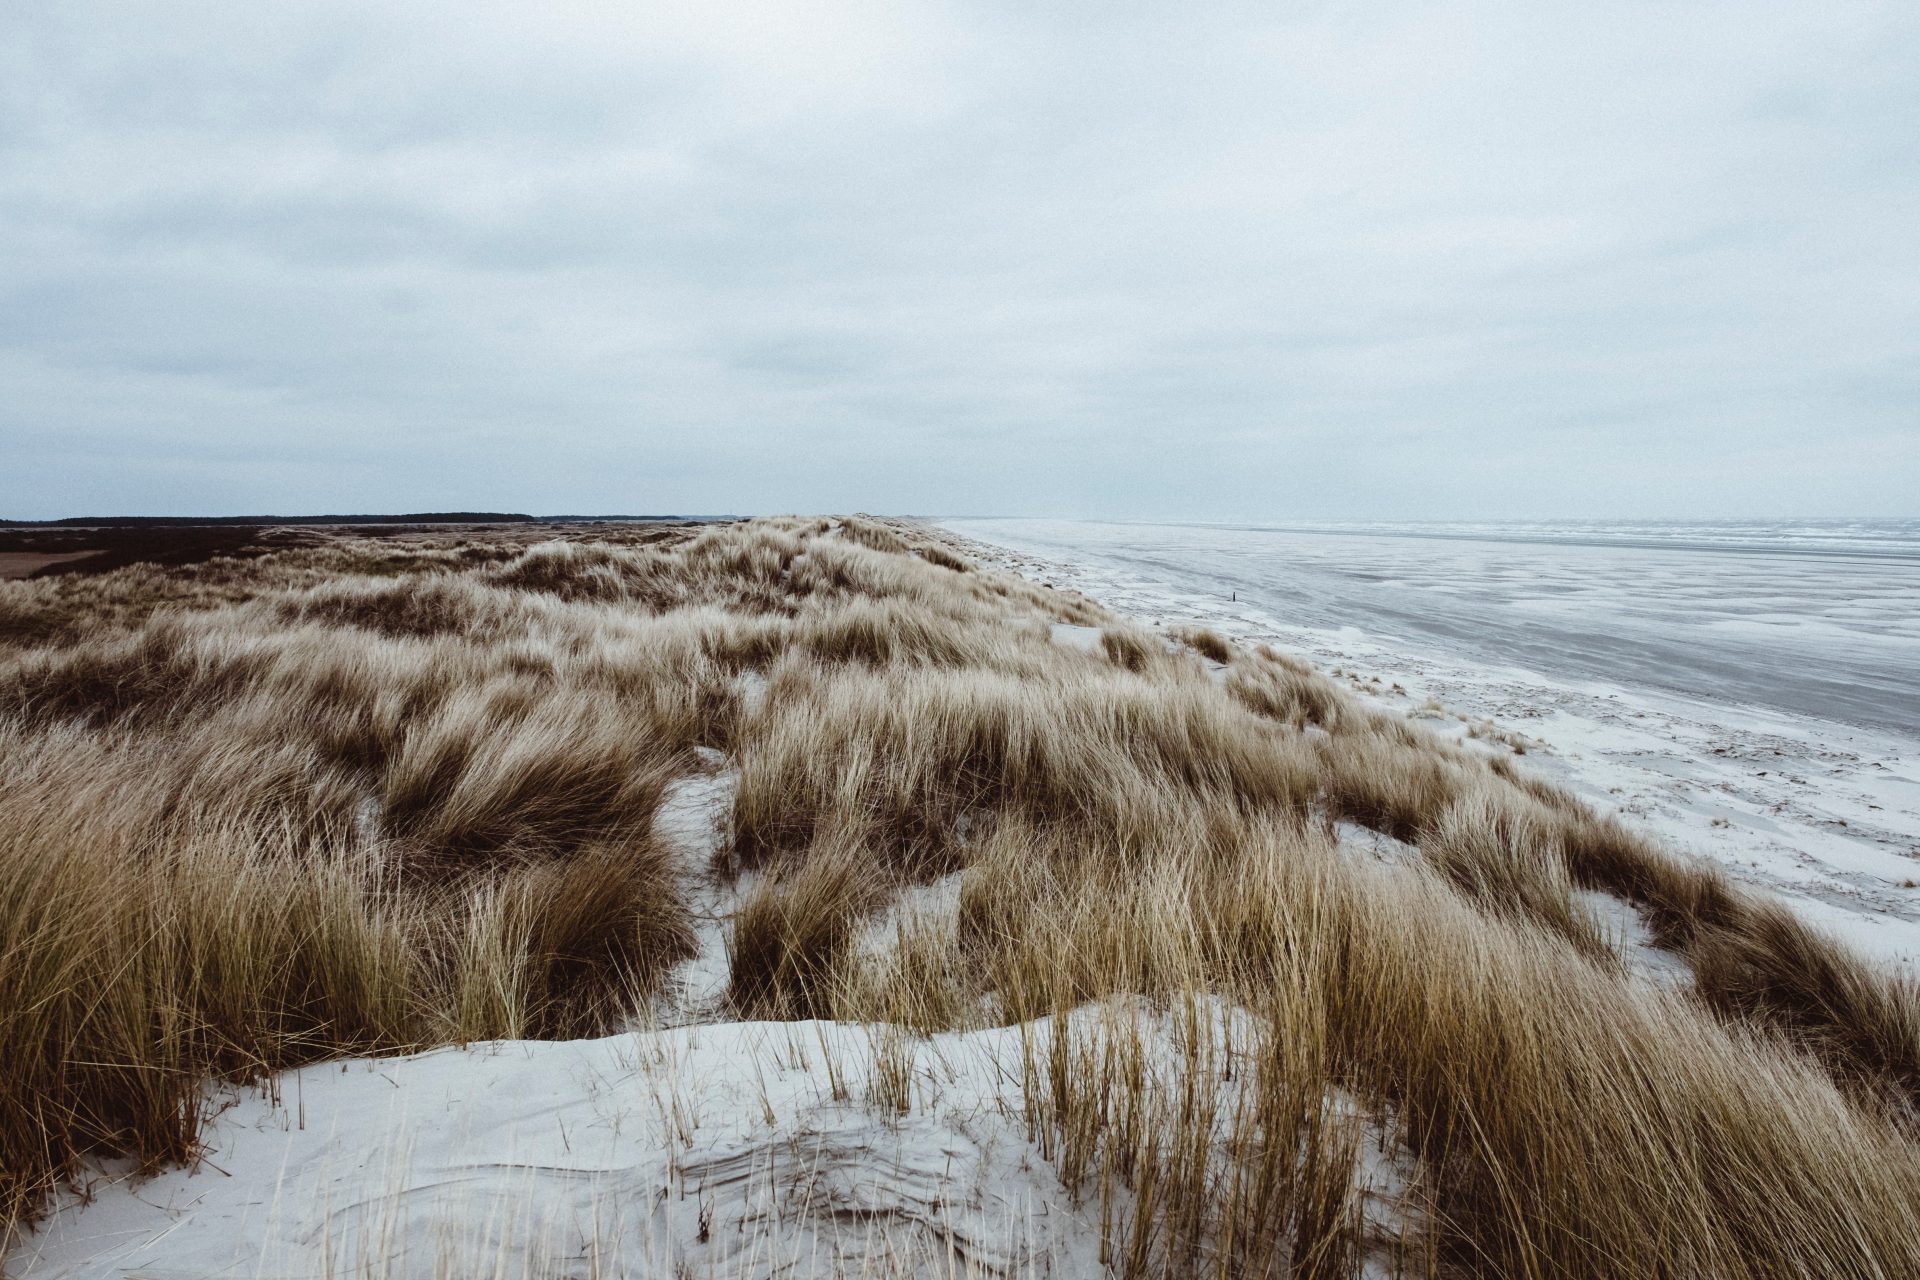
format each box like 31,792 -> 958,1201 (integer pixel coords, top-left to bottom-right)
2,0 -> 1916,518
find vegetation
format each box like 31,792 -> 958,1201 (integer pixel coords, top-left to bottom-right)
2,514 -> 1916,1276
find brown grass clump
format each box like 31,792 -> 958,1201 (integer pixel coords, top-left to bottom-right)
728,658 -> 1317,879
4,513 -> 1919,1277
1328,852 -> 1920,1279
1290,650 -> 1920,1107
727,831 -> 886,1019
949,812 -> 1920,1278
1226,646 -> 1346,729
444,841 -> 694,1040
1689,899 -> 1920,1105
1099,623 -> 1166,673
1020,993 -> 1366,1279
838,515 -> 913,556
1174,625 -> 1236,664
0,729 -> 412,1221
1418,790 -> 1614,961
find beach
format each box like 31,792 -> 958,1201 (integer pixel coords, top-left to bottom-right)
947,518 -> 1920,968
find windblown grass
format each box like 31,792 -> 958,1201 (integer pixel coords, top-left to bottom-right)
4,513 -> 1918,1277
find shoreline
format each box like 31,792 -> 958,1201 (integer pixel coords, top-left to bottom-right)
942,519 -> 1920,971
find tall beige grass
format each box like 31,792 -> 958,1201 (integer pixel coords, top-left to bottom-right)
3,513 -> 1918,1276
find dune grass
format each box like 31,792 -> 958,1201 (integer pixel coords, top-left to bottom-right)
2,513 -> 1917,1276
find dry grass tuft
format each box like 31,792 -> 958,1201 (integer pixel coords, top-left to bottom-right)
1225,650 -> 1346,729
1690,900 -> 1920,1107
1173,625 -> 1235,664
1419,790 -> 1614,961
726,833 -> 886,1019
446,840 -> 696,1040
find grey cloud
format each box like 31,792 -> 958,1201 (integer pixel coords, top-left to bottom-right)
1,0 -> 1916,520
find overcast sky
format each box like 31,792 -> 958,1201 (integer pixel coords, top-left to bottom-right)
3,1 -> 1915,520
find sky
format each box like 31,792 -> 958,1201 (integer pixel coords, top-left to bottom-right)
2,1 -> 1916,521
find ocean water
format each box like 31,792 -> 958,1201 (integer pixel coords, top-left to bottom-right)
944,518 -> 1920,737
1189,518 -> 1920,560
